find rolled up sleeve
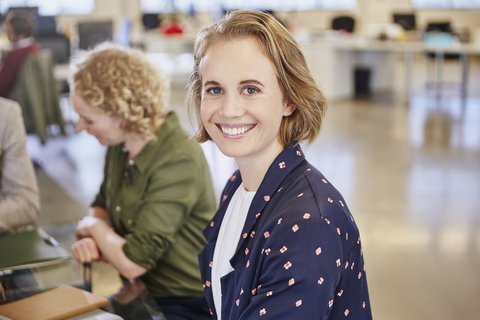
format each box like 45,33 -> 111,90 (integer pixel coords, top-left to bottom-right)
122,152 -> 204,270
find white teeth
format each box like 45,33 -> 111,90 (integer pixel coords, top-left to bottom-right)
221,125 -> 253,136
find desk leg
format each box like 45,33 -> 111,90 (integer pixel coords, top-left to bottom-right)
404,48 -> 414,105
460,53 -> 468,100
434,51 -> 444,100
83,263 -> 92,292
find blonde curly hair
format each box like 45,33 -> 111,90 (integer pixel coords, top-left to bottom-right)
70,42 -> 170,141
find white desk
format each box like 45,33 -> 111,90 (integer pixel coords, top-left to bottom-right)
65,309 -> 122,320
297,36 -> 480,102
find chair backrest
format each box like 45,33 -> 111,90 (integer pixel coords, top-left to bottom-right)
35,34 -> 70,64
332,16 -> 355,33
393,14 -> 416,30
142,13 -> 160,30
78,21 -> 113,50
426,22 -> 453,33
36,16 -> 57,36
8,50 -> 64,144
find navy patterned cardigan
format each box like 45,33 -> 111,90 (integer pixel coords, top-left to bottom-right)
198,143 -> 372,320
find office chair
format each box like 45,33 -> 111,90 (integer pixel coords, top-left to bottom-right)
78,21 -> 113,50
8,49 -> 65,144
35,34 -> 70,64
36,15 -> 57,36
142,13 -> 160,30
332,16 -> 355,33
393,13 -> 416,31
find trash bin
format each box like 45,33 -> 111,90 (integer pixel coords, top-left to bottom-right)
354,67 -> 371,98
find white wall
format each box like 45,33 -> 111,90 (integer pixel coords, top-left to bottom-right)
53,0 -> 480,44
278,0 -> 480,38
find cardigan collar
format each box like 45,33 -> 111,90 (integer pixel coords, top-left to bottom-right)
203,142 -> 306,249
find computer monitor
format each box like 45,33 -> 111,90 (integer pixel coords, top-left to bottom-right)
142,13 -> 160,29
36,15 -> 57,36
8,6 -> 38,16
35,34 -> 70,64
78,21 -> 113,50
393,14 -> 416,31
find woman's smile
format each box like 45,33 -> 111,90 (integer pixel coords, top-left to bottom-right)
216,124 -> 256,137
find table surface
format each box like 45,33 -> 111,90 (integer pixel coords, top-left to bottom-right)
65,309 -> 123,320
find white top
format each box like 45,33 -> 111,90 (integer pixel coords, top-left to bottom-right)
211,183 -> 256,319
12,37 -> 35,49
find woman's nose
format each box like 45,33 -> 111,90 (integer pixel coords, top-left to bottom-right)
220,94 -> 243,118
76,119 -> 86,132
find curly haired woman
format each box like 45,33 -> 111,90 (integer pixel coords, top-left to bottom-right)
70,43 -> 216,319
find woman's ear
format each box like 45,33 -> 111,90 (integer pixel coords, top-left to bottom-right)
283,101 -> 296,117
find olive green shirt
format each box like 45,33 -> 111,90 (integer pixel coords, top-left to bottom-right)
92,112 -> 216,298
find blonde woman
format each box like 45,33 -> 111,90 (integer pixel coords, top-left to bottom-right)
188,11 -> 372,319
70,43 -> 216,319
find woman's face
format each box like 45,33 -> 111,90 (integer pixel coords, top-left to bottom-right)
70,91 -> 126,146
5,22 -> 19,43
200,37 -> 294,166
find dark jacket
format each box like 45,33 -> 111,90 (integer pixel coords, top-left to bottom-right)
199,143 -> 372,319
0,42 -> 41,98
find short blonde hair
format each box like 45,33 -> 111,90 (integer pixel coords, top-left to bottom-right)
187,10 -> 327,146
71,42 -> 170,141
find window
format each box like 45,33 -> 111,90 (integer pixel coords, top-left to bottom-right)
140,0 -> 357,13
0,0 -> 94,15
412,0 -> 480,9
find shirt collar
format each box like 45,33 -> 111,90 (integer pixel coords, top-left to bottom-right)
12,37 -> 35,49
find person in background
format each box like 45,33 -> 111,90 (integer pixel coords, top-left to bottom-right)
187,11 -> 372,319
0,9 -> 40,98
0,97 -> 40,233
69,42 -> 216,320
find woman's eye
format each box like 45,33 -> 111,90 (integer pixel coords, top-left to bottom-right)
243,87 -> 258,95
207,87 -> 222,94
83,118 -> 94,125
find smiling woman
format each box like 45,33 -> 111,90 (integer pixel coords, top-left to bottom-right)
187,10 -> 373,320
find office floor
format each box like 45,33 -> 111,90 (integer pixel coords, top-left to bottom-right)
27,56 -> 480,320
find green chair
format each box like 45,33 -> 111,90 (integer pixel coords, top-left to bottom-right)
9,49 -> 65,144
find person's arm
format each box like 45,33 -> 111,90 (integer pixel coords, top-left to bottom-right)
72,144 -> 208,279
72,214 -> 147,279
0,101 -> 40,233
71,154 -> 148,279
119,150 -> 207,273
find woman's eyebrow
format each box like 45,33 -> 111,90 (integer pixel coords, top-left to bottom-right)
204,80 -> 220,87
81,115 -> 94,122
239,79 -> 264,87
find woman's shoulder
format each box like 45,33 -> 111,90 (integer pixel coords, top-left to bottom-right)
265,162 -> 360,246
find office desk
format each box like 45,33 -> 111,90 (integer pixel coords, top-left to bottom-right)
297,36 -> 480,102
0,310 -> 122,320
66,309 -> 122,320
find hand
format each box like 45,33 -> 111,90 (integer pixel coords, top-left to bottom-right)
71,237 -> 102,263
75,216 -> 102,240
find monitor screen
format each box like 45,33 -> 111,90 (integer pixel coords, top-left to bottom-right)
393,14 -> 416,31
78,21 -> 113,50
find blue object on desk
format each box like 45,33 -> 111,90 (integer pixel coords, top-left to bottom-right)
424,32 -> 454,47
